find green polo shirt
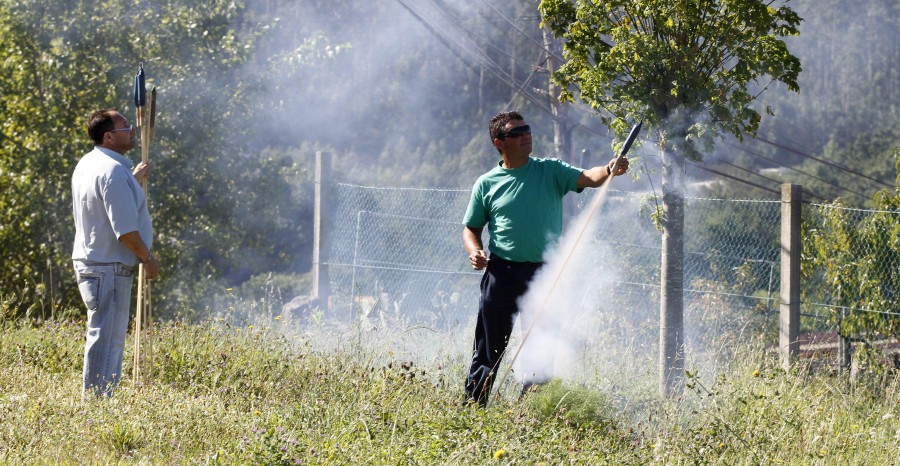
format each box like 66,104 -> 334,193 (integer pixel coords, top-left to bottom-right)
463,157 -> 583,263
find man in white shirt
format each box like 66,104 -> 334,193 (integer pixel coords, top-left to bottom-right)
72,109 -> 160,396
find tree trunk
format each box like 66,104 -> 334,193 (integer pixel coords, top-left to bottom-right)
659,144 -> 685,397
543,29 -> 572,165
543,29 -> 575,220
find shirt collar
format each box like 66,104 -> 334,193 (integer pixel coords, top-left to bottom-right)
497,156 -> 532,170
93,146 -> 134,169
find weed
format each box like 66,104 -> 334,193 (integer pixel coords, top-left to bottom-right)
523,379 -> 616,429
97,422 -> 143,457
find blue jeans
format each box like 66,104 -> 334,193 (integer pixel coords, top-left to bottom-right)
74,260 -> 134,397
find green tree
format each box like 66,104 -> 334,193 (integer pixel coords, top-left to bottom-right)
0,0 -> 117,318
802,193 -> 900,350
802,154 -> 900,362
0,0 -> 323,317
539,0 -> 802,395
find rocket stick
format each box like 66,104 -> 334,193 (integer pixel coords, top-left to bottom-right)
149,87 -> 156,139
146,87 -> 156,377
132,63 -> 150,384
491,118 -> 644,406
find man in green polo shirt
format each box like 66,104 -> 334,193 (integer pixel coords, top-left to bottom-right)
462,110 -> 629,406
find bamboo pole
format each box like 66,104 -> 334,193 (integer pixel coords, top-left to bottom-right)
132,94 -> 146,384
132,64 -> 156,385
134,264 -> 145,382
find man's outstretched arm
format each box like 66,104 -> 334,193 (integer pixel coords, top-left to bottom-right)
577,157 -> 630,189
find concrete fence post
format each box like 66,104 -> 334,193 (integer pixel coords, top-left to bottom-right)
312,151 -> 333,309
580,149 -> 591,170
780,183 -> 802,371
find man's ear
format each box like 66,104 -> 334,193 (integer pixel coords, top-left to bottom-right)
492,138 -> 502,152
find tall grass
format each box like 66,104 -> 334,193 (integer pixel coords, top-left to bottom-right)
1,300 -> 899,464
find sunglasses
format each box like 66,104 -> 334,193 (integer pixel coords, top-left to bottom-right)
497,125 -> 531,139
108,125 -> 133,133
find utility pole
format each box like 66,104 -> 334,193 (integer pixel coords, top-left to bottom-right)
479,66 -> 484,114
510,36 -> 517,104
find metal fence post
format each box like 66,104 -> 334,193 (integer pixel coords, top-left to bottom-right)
580,149 -> 591,170
839,309 -> 852,375
780,183 -> 802,371
312,151 -> 333,310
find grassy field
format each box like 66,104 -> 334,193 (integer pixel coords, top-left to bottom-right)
1,302 -> 899,464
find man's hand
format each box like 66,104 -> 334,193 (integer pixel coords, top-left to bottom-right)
469,249 -> 488,271
607,156 -> 629,176
142,256 -> 160,280
133,161 -> 150,184
118,230 -> 159,278
463,226 -> 487,270
577,156 -> 630,188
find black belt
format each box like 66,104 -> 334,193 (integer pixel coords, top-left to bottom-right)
489,254 -> 544,268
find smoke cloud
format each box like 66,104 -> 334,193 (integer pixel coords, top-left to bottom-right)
511,184 -> 627,386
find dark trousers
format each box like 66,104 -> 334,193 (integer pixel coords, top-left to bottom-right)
464,255 -> 542,406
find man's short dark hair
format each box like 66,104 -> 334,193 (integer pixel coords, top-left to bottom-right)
489,111 -> 524,142
88,109 -> 118,145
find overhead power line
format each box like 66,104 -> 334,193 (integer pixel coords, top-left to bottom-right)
757,123 -> 819,155
723,141 -> 870,201
719,160 -> 781,186
395,0 -> 552,115
691,164 -> 781,196
480,1 -> 565,62
397,0 -> 632,141
754,136 -> 894,190
714,160 -> 829,201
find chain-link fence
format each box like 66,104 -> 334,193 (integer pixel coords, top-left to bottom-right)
327,184 -> 783,332
324,182 -> 900,375
584,193 -> 781,350
328,185 -> 479,326
800,202 -> 900,361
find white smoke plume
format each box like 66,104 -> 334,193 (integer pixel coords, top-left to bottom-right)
511,185 -> 625,386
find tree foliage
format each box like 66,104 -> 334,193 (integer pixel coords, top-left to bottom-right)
0,0 -> 117,318
0,0 -> 319,316
802,191 -> 900,341
539,0 -> 802,157
0,0 -> 569,318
